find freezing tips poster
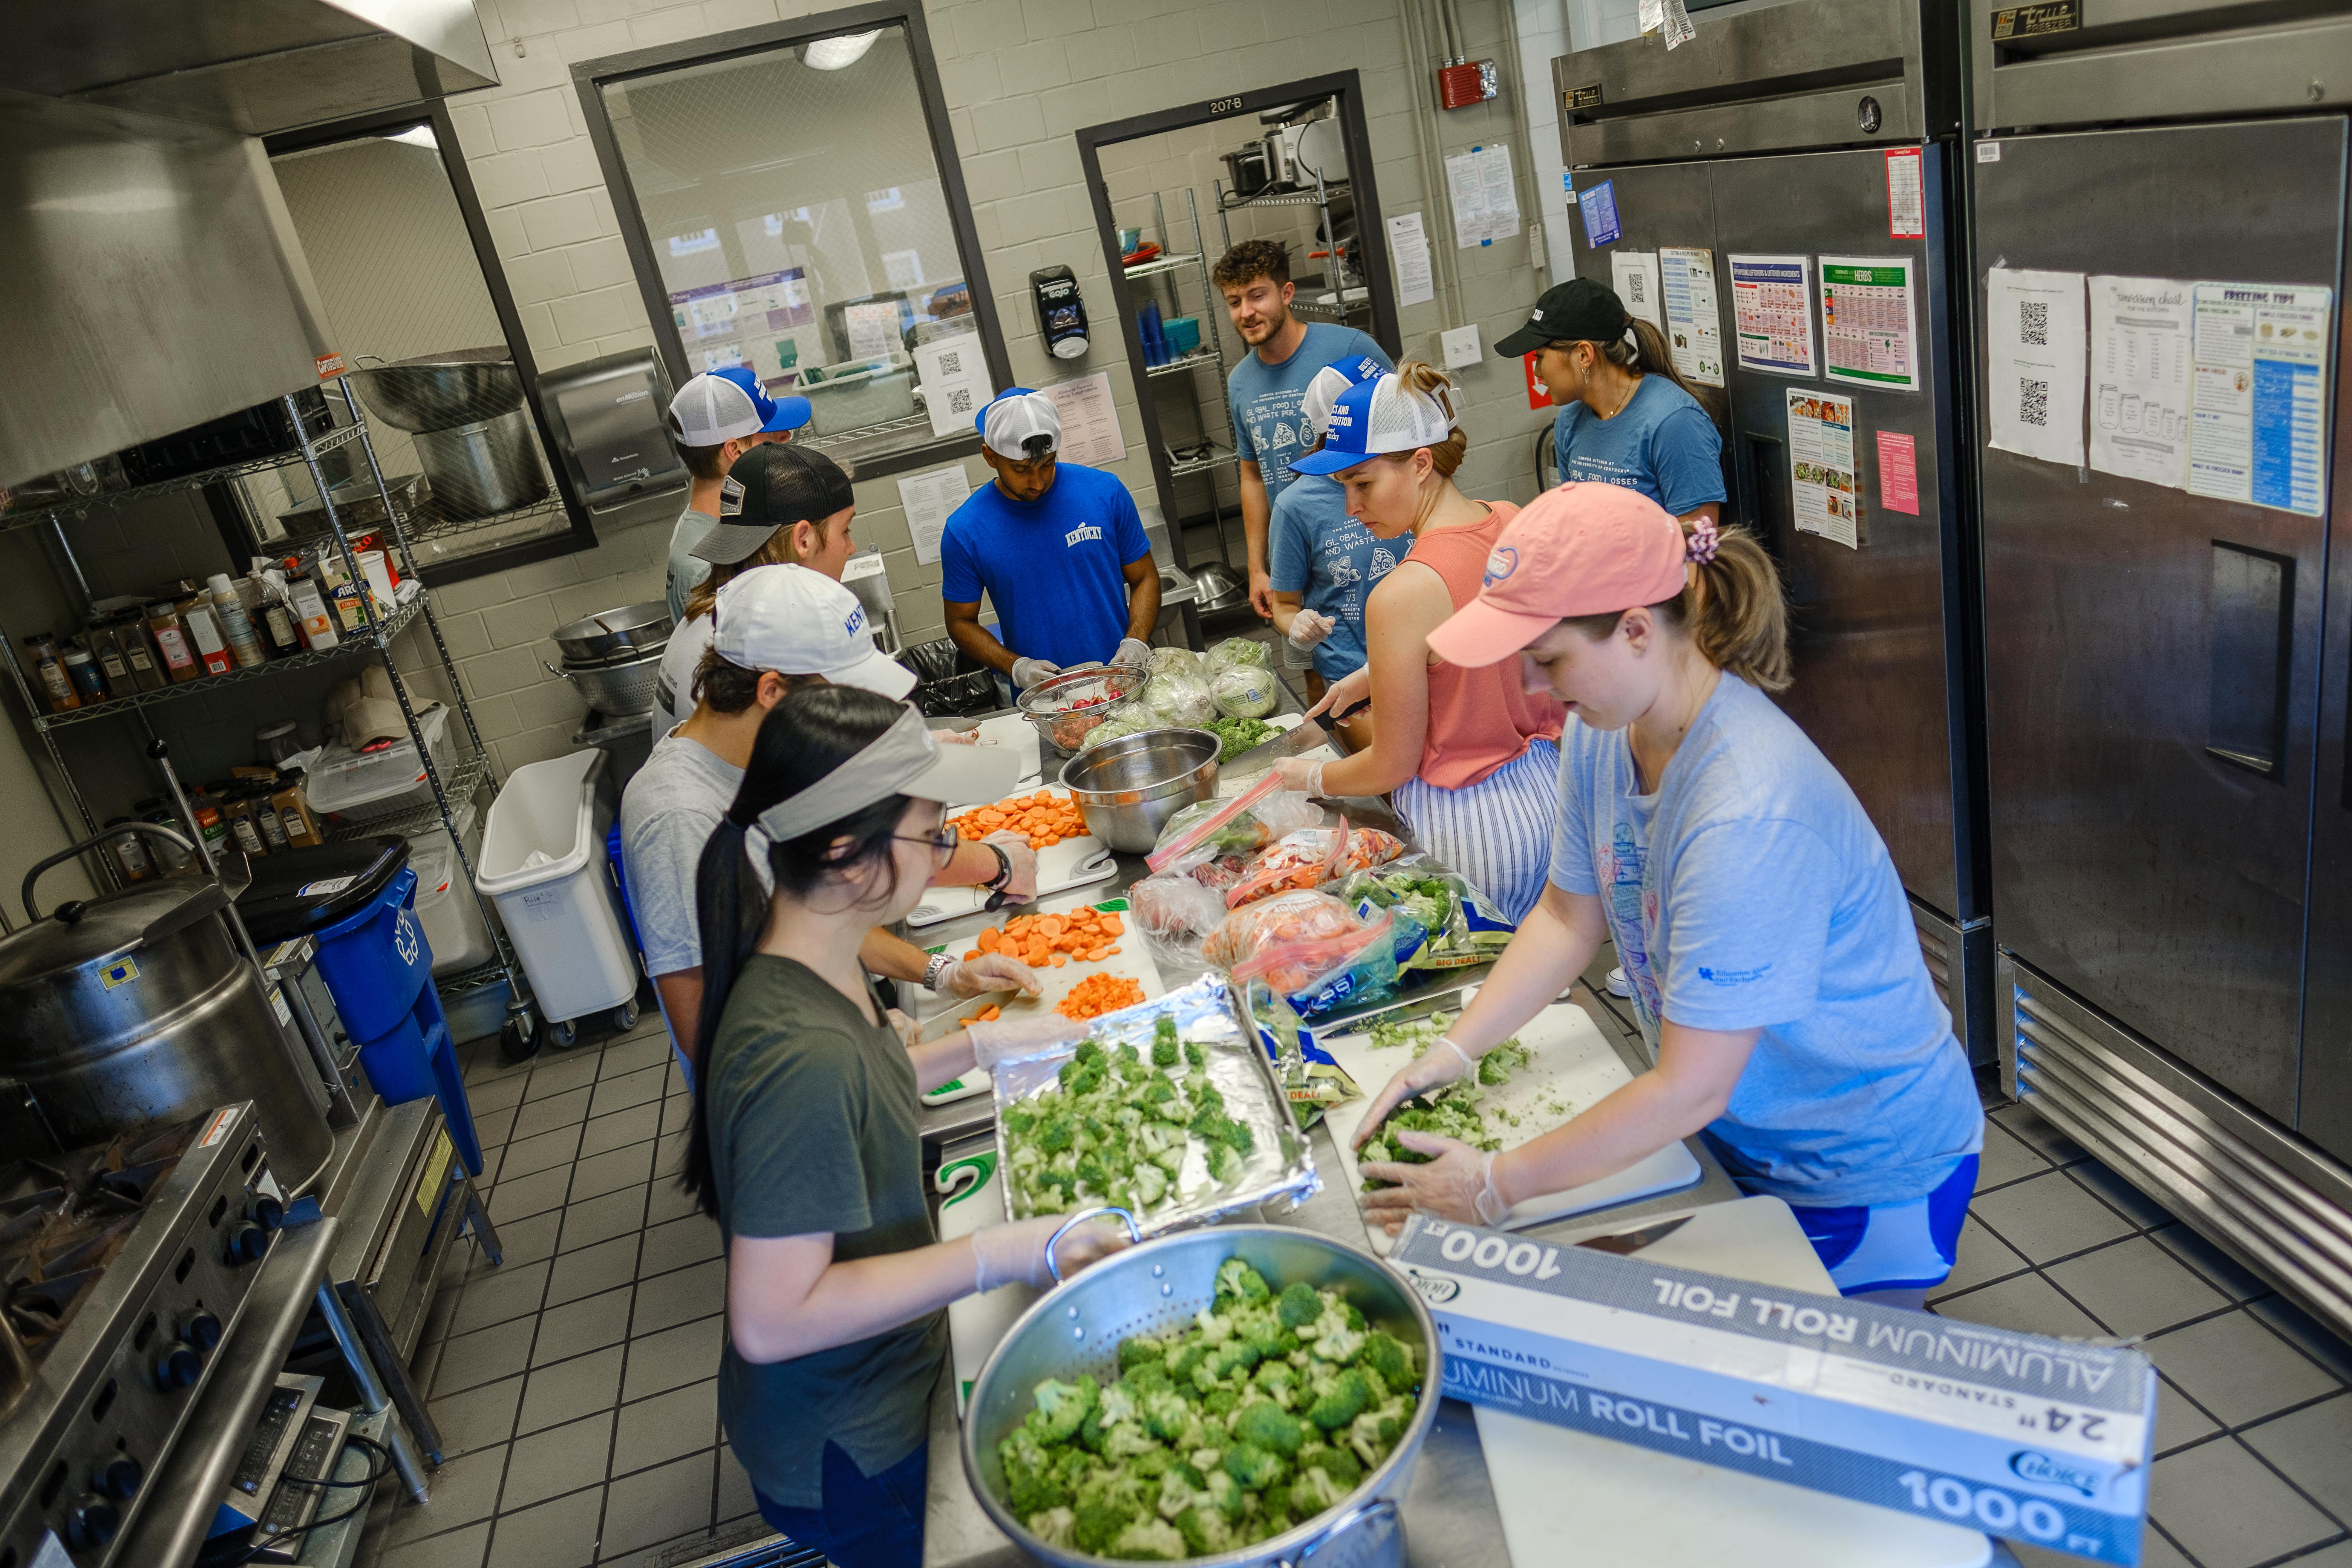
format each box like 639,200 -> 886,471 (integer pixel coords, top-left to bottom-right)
2188,281 -> 2331,516
1787,389 -> 1859,549
1659,246 -> 1727,387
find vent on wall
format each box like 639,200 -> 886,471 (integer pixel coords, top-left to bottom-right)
1998,951 -> 2352,1343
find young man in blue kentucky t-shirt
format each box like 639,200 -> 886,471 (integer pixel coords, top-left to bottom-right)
942,389 -> 1160,691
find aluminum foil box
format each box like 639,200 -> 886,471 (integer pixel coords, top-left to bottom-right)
1388,1214 -> 2156,1564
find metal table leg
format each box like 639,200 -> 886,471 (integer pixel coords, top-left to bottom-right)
464,1185 -> 504,1267
314,1279 -> 433,1500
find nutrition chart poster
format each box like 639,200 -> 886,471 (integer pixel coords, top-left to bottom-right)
1820,256 -> 1919,393
1787,389 -> 1859,549
1730,254 -> 1818,377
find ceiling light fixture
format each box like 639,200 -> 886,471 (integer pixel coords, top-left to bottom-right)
386,125 -> 438,150
800,29 -> 882,69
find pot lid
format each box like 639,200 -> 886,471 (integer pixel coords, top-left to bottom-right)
0,877 -> 228,989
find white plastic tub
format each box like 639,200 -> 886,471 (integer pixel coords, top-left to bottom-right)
476,749 -> 638,1039
306,704 -> 457,823
410,801 -> 498,977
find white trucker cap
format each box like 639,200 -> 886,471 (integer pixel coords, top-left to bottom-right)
1300,353 -> 1388,441
669,368 -> 813,447
1289,372 -> 1459,476
710,564 -> 915,699
976,387 -> 1061,461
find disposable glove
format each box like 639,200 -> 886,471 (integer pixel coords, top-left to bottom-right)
971,1212 -> 1131,1292
1271,756 -> 1326,797
1112,637 -> 1152,669
935,952 -> 1044,1000
1285,609 -> 1336,650
1358,1135 -> 1513,1234
965,1012 -> 1091,1070
1349,1035 -> 1477,1148
883,1007 -> 922,1049
1011,657 -> 1061,691
1305,661 -> 1370,722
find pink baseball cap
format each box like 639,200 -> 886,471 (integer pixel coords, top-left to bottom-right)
1426,482 -> 1693,668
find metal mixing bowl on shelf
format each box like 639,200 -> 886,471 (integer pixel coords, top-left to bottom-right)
1057,726 -> 1219,851
962,1223 -> 1439,1568
1016,664 -> 1149,753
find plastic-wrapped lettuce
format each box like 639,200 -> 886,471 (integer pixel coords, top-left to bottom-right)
1211,663 -> 1280,719
1080,711 -> 1148,749
1140,666 -> 1218,728
1207,635 -> 1272,671
1147,645 -> 1202,678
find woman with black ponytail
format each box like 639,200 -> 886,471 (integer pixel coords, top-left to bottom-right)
682,684 -> 1125,1568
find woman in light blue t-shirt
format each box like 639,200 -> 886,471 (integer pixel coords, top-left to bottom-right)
1349,483 -> 1982,1309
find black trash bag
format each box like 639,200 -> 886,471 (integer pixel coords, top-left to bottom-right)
897,637 -> 999,717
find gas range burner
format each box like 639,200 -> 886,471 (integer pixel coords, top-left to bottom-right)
0,1120 -> 206,1363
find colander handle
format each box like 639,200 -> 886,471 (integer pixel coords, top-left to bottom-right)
1043,1205 -> 1141,1283
1280,1496 -> 1398,1568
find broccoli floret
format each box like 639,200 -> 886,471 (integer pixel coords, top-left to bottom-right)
1141,1389 -> 1193,1442
1288,1463 -> 1346,1515
1155,1462 -> 1208,1521
1103,1421 -> 1162,1461
1075,1038 -> 1106,1064
1129,1359 -> 1173,1395
1118,1336 -> 1164,1373
1027,1506 -> 1076,1547
1174,1505 -> 1236,1556
1149,1144 -> 1185,1176
1026,1374 -> 1097,1443
1232,1400 -> 1306,1457
1216,1259 -> 1271,1304
1152,1036 -> 1179,1067
1308,1303 -> 1366,1363
1110,1517 -> 1188,1560
1223,1442 -> 1286,1491
1039,1116 -> 1075,1153
1219,1117 -> 1256,1155
1132,1447 -> 1172,1481
1183,1040 -> 1205,1069
1306,1445 -> 1363,1488
1008,1460 -> 1071,1518
1169,1342 -> 1210,1383
1307,1368 -> 1372,1430
1075,1152 -> 1109,1190
1134,1165 -> 1169,1207
1203,1387 -> 1240,1417
1204,1142 -> 1242,1184
1202,1467 -> 1244,1521
1098,1381 -> 1141,1429
1073,1499 -> 1136,1553
1358,1331 -> 1415,1390
1276,1282 -> 1322,1329
1004,1104 -> 1037,1137
1252,1360 -> 1299,1409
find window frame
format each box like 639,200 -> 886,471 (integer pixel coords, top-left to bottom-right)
570,3 -> 1012,481
261,101 -> 604,586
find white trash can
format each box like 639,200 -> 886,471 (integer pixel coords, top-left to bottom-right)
476,749 -> 639,1047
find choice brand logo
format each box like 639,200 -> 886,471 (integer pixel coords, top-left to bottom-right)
1402,1267 -> 1459,1305
1484,545 -> 1520,586
2009,1450 -> 2099,1497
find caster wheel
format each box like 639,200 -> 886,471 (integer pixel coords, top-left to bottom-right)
613,1001 -> 639,1032
549,1018 -> 580,1050
498,1015 -> 538,1064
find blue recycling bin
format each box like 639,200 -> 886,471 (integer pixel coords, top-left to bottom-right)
240,840 -> 485,1177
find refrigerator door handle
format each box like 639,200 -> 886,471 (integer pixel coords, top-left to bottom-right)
2207,540 -> 2296,780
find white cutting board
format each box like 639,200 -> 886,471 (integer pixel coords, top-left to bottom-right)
934,1146 -> 1033,1417
1475,1196 -> 1991,1568
1319,991 -> 1701,1253
908,787 -> 1119,927
914,890 -> 1165,1038
969,712 -> 1043,785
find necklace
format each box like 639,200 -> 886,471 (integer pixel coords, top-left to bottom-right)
1601,373 -> 1637,420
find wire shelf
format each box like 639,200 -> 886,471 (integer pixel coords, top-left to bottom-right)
1123,251 -> 1204,280
404,493 -> 569,548
799,407 -> 936,453
0,422 -> 369,537
1167,444 -> 1238,478
435,959 -> 511,999
323,752 -> 494,843
1217,189 -> 1349,210
33,594 -> 430,731
1144,348 -> 1223,379
1292,296 -> 1372,322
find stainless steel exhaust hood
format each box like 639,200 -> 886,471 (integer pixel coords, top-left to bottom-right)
0,0 -> 498,138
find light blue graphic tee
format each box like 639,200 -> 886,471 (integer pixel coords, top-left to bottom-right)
1229,323 -> 1391,500
1551,374 -> 1726,516
1267,474 -> 1399,681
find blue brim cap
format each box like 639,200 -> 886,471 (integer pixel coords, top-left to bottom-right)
975,387 -> 1037,435
1288,445 -> 1377,476
1286,376 -> 1381,475
761,394 -> 812,433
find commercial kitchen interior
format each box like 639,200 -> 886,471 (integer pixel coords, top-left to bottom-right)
5,0 -> 2352,1566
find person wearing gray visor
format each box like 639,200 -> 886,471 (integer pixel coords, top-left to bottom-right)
680,687 -> 1130,1568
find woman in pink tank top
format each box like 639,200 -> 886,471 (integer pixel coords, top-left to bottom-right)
1277,364 -> 1565,920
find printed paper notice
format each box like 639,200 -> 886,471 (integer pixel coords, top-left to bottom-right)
845,301 -> 902,362
1885,149 -> 1925,240
1612,251 -> 1665,329
1788,390 -> 1858,548
1877,430 -> 1920,515
2188,280 -> 2332,516
1729,254 -> 1816,377
914,331 -> 992,439
1385,213 -> 1435,307
1578,181 -> 1621,248
1040,372 -> 1125,469
1659,247 -> 1726,387
898,463 -> 971,567
1820,256 -> 1918,392
2087,276 -> 2191,489
1444,144 -> 1520,249
1985,268 -> 2087,467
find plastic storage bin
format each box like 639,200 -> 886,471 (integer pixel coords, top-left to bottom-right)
413,801 -> 498,977
306,703 -> 457,823
477,749 -> 639,1048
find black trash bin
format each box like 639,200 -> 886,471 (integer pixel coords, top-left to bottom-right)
899,637 -> 999,716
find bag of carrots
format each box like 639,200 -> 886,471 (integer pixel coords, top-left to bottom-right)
1222,821 -> 1407,909
1200,890 -> 1403,1017
1145,773 -> 1322,891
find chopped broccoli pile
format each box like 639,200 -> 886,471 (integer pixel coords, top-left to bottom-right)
1357,1017 -> 1534,1192
1201,715 -> 1279,764
995,1260 -> 1422,1559
1004,1027 -> 1261,1216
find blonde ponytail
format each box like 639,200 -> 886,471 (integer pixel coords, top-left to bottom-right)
1563,521 -> 1790,691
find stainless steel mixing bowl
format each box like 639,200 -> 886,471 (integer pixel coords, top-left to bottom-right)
1058,727 -> 1220,851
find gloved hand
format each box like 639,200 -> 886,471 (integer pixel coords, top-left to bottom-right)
1349,1035 -> 1477,1148
1113,637 -> 1152,669
1358,1134 -> 1513,1234
981,830 -> 1040,903
934,722 -> 983,746
971,1212 -> 1132,1292
884,1007 -> 922,1049
1271,756 -> 1326,797
1285,609 -> 1336,651
1011,657 -> 1061,691
935,952 -> 1043,1000
1305,662 -> 1370,722
965,1012 -> 1091,1070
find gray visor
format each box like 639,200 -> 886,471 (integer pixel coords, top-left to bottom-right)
754,706 -> 1017,843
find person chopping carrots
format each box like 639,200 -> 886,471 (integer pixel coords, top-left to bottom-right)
1349,484 -> 1983,1309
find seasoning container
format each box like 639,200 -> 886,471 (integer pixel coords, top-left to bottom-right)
244,786 -> 291,852
108,615 -> 167,691
206,574 -> 266,668
288,575 -> 337,651
189,800 -> 228,859
146,602 -> 201,683
60,645 -> 104,703
270,776 -> 323,848
257,720 -> 302,766
101,817 -> 153,883
180,597 -> 233,677
23,633 -> 80,712
219,793 -> 268,858
88,624 -> 133,698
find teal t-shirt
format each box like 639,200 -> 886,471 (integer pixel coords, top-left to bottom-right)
1266,474 -> 1400,681
1551,374 -> 1726,515
1229,322 -> 1391,500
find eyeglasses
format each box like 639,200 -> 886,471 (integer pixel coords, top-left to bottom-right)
893,824 -> 960,860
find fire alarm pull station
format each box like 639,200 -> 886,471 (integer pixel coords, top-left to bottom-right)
1439,59 -> 1498,110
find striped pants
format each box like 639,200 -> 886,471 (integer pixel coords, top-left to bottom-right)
1391,739 -> 1563,925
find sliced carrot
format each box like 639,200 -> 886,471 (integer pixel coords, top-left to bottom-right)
1098,915 -> 1125,936
1083,945 -> 1110,962
1037,915 -> 1067,939
1050,953 -> 1067,968
963,949 -> 980,961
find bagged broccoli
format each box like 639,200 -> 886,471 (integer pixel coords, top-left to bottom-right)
1141,665 -> 1218,728
1147,774 -> 1324,891
1211,663 -> 1280,719
1207,635 -> 1272,671
1340,860 -> 1516,969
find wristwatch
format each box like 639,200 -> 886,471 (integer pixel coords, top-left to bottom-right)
982,841 -> 1015,912
923,952 -> 956,993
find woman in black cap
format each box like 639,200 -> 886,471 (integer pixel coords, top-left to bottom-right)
1495,277 -> 1727,527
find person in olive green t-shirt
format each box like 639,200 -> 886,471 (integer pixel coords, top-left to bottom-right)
677,687 -> 1129,1568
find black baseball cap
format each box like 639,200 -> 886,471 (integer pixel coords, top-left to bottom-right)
1494,278 -> 1633,358
691,444 -> 857,564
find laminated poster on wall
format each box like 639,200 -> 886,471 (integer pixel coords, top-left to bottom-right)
1984,267 -> 2087,468
2086,276 -> 2192,490
1728,254 -> 1816,377
1611,251 -> 1665,330
899,463 -> 972,567
914,331 -> 992,440
1385,213 -> 1436,307
1787,389 -> 1859,549
668,268 -> 815,386
1039,373 -> 1125,468
1577,181 -> 1622,250
2187,280 -> 2332,516
1819,256 -> 1918,393
1658,247 -> 1726,387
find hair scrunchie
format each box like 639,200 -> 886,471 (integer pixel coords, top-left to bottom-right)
1685,515 -> 1721,565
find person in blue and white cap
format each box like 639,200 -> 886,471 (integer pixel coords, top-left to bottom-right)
940,388 -> 1160,692
1266,352 -> 1389,744
663,366 -> 814,622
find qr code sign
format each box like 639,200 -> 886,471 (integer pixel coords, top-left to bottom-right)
2020,378 -> 2049,427
937,348 -> 965,377
947,386 -> 976,416
2020,301 -> 2048,347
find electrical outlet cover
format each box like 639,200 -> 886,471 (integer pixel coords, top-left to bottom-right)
1441,325 -> 1482,369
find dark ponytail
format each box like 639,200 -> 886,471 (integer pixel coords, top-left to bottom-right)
1558,317 -> 1727,426
679,683 -> 913,1216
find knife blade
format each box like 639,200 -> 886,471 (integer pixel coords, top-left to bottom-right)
1572,1214 -> 1692,1256
1225,715 -> 1332,773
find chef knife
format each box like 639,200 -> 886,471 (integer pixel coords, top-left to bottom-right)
1225,713 -> 1334,773
1571,1214 -> 1692,1256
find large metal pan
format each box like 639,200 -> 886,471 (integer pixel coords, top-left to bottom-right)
350,348 -> 527,432
549,602 -> 673,664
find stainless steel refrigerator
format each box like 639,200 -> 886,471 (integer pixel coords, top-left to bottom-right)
1552,0 -> 1989,1055
1971,2 -> 2352,1338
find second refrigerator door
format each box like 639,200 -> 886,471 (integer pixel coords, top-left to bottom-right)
1975,118 -> 2346,1125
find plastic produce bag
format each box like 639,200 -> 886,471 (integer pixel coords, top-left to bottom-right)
1081,710 -> 1147,749
1129,870 -> 1229,974
1341,859 -> 1517,969
1207,635 -> 1272,671
1147,645 -> 1202,678
1211,663 -> 1280,719
1205,891 -> 1403,1017
1226,821 -> 1408,908
1146,773 -> 1324,888
1140,665 -> 1218,728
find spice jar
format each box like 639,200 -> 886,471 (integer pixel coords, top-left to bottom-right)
109,615 -> 167,691
102,818 -> 153,884
61,645 -> 104,703
257,720 -> 301,766
146,602 -> 200,683
23,633 -> 79,712
179,596 -> 233,677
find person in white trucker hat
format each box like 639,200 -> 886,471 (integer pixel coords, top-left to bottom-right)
1266,352 -> 1389,743
622,564 -> 1039,1081
663,367 -> 813,623
941,389 -> 1160,691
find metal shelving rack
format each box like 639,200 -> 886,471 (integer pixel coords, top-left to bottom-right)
1214,167 -> 1370,328
1122,187 -> 1240,571
0,381 -> 533,1036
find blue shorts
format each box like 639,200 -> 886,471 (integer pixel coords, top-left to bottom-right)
1784,1155 -> 1978,1295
